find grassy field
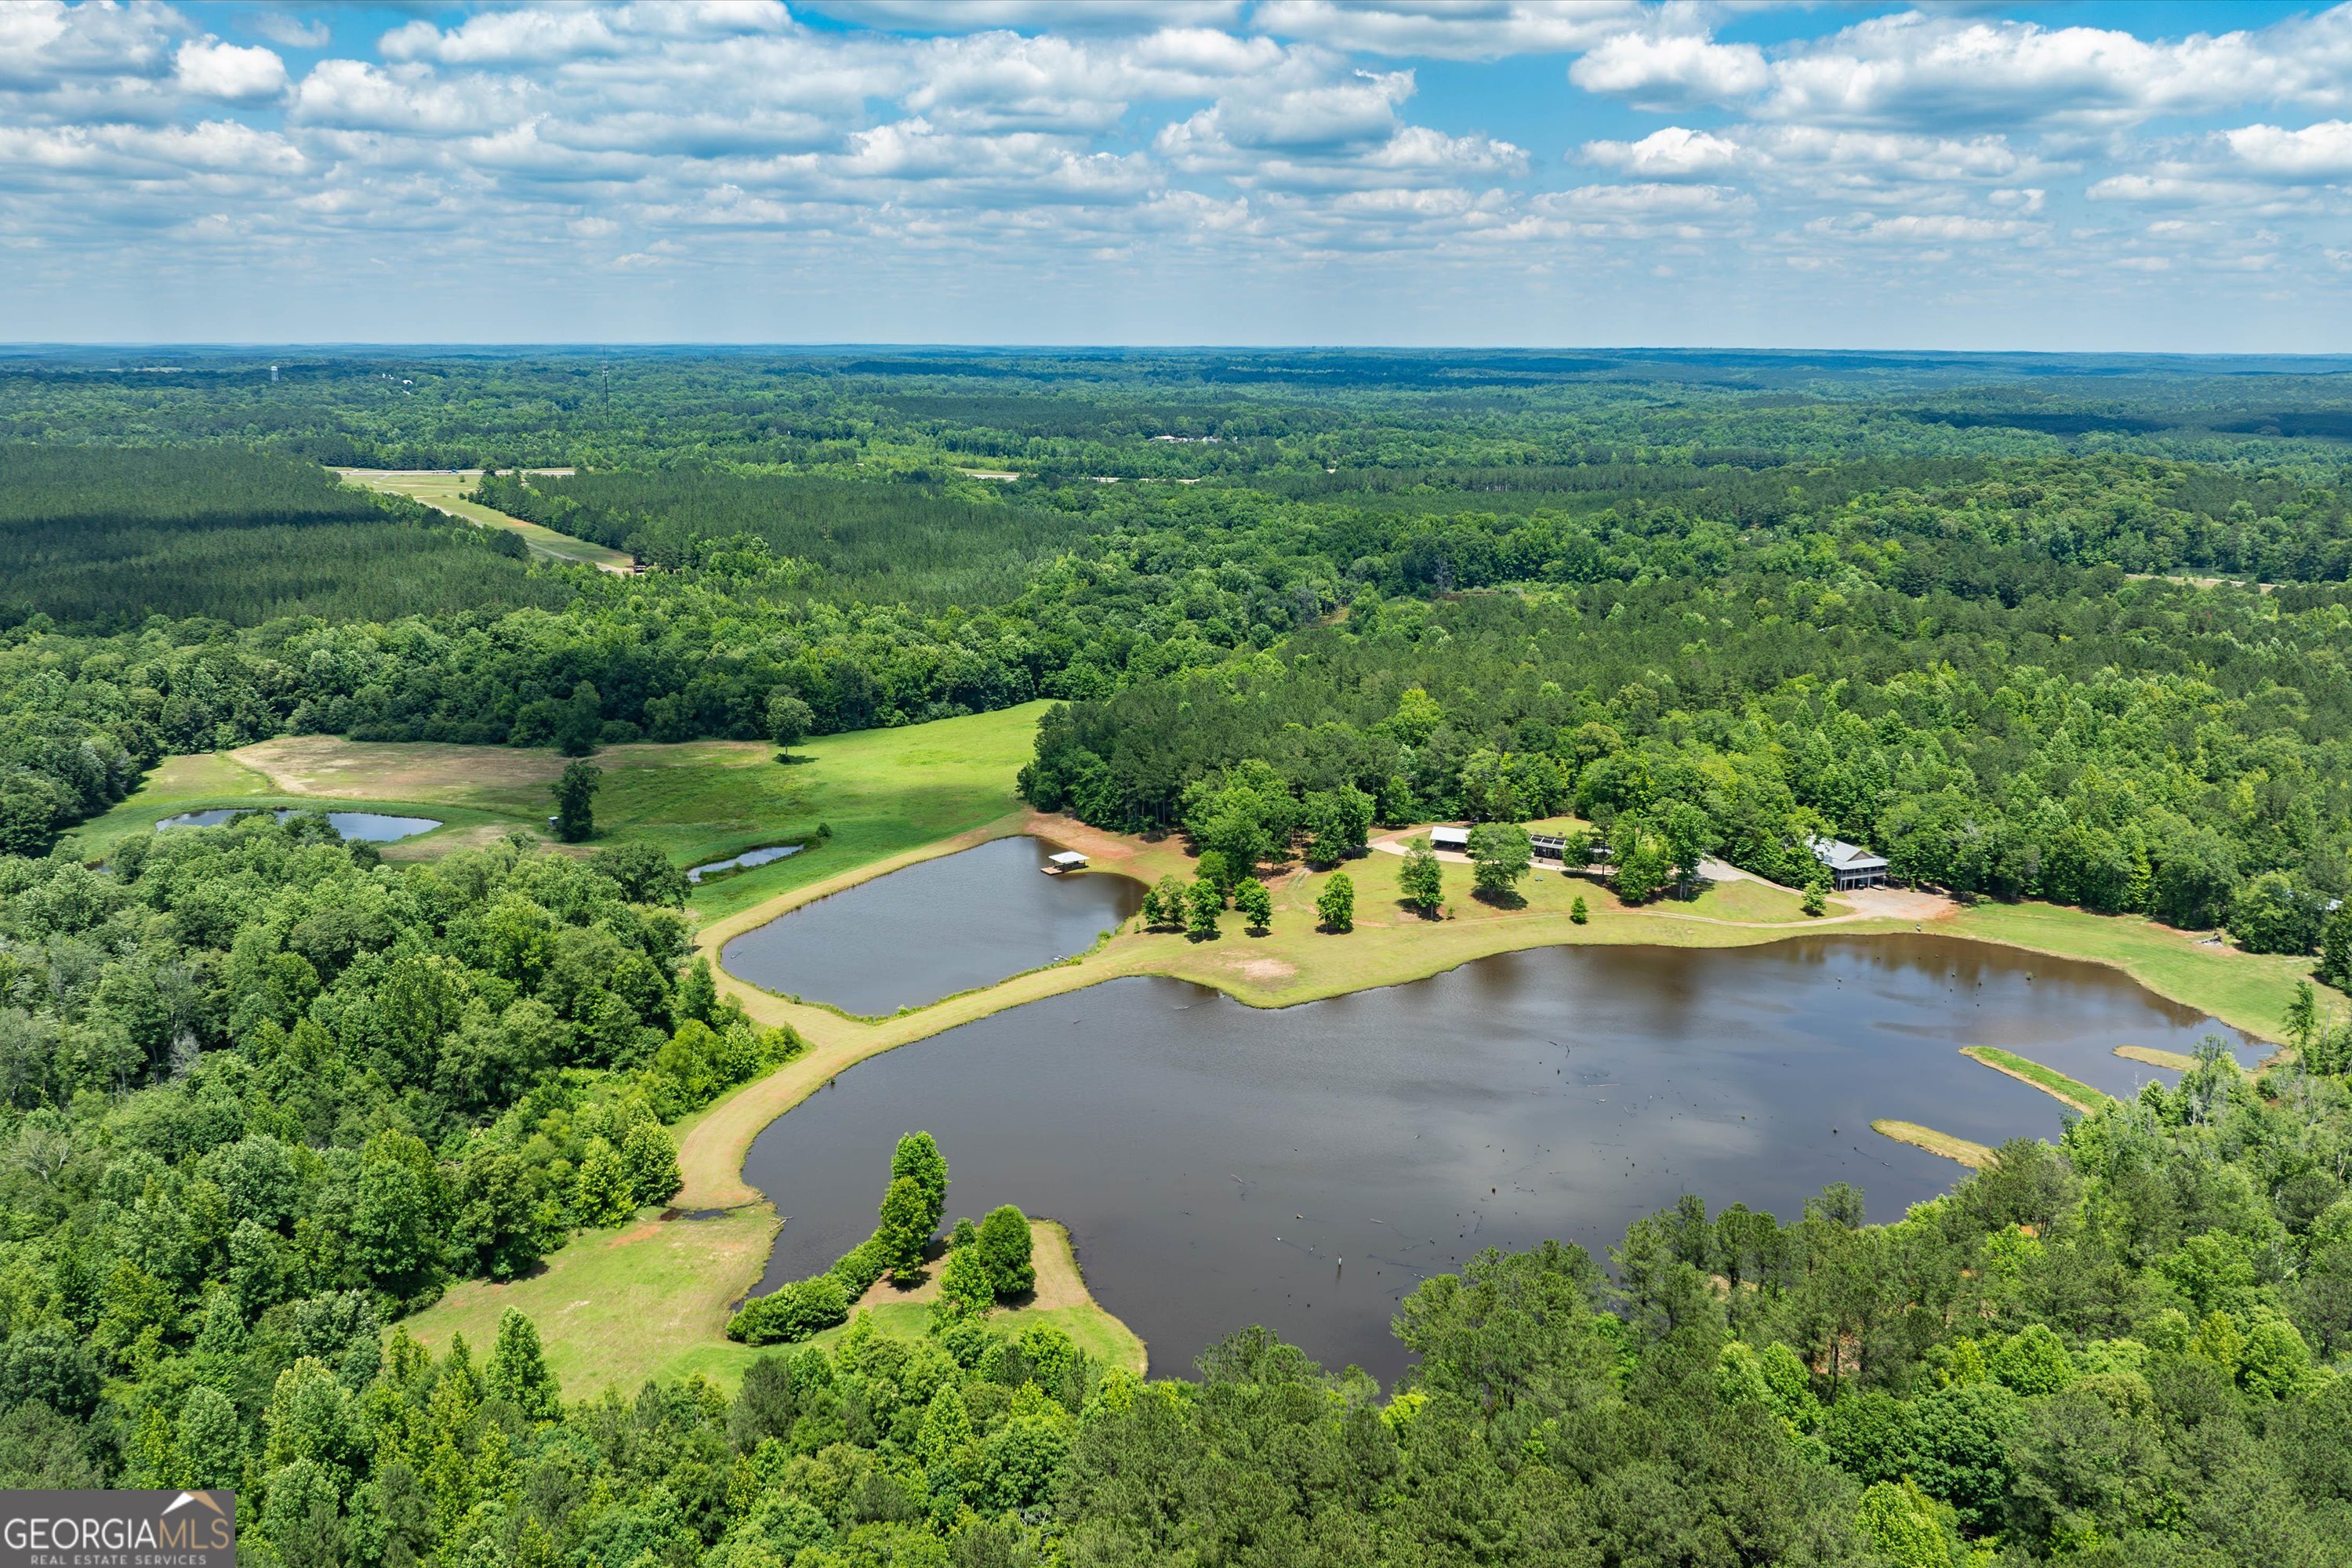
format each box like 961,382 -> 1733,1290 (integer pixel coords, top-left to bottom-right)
336,469 -> 637,572
75,703 -> 1047,925
1962,1047 -> 2113,1113
401,1213 -> 1142,1395
403,1207 -> 777,1396
67,751 -> 517,862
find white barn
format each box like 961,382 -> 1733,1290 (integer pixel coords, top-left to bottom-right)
1429,825 -> 1471,852
1808,837 -> 1889,891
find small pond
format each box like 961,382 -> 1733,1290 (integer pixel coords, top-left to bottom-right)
158,808 -> 442,843
688,844 -> 803,884
743,935 -> 2252,1380
721,836 -> 1142,1014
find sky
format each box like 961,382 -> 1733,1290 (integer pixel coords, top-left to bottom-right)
3,0 -> 2350,350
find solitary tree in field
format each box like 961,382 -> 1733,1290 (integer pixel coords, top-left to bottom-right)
1468,823 -> 1533,903
767,688 -> 815,750
553,761 -> 601,842
1186,877 -> 1224,941
1316,873 -> 1356,933
1402,844 -> 1443,916
1570,895 -> 1588,925
1233,877 -> 1273,933
1142,875 -> 1187,930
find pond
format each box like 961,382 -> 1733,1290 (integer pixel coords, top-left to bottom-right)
157,808 -> 442,842
742,935 -> 2250,1381
721,836 -> 1142,1014
688,844 -> 803,884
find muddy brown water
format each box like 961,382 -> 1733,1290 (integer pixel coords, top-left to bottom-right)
720,835 -> 1142,1014
742,934 -> 2249,1381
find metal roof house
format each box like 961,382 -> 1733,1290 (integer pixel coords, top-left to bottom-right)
1808,837 -> 1889,891
1530,832 -> 1567,862
1429,826 -> 1471,851
1044,850 -> 1089,873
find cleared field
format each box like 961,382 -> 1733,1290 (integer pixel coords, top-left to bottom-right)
67,750 -> 510,860
82,703 -> 1047,922
401,1212 -> 1142,1394
401,1206 -> 777,1396
337,468 -> 637,572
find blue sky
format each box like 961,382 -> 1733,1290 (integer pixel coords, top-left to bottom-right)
4,1 -> 2350,349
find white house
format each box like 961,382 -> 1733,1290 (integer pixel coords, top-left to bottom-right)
1429,825 -> 1471,852
1808,836 -> 1889,891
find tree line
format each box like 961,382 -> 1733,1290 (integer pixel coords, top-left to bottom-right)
1022,558 -> 2352,954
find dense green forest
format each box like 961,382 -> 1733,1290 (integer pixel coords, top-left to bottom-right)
0,448 -> 553,628
1020,564 -> 2352,947
7,347 -> 2351,472
9,350 -> 2352,1564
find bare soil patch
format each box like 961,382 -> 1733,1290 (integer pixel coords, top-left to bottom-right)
236,735 -> 568,798
1026,811 -> 1143,862
1842,886 -> 1961,922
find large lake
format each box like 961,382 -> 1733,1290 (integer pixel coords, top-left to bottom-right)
721,836 -> 1142,1014
742,935 -> 2249,1380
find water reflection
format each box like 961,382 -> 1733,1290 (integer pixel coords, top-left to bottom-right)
743,935 -> 2247,1379
721,836 -> 1142,1014
157,808 -> 441,842
688,844 -> 802,884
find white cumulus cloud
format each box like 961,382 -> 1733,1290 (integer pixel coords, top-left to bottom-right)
175,39 -> 287,102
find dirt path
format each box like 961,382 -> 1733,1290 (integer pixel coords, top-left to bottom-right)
337,468 -> 637,574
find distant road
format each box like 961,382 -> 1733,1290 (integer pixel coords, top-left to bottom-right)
336,467 -> 638,575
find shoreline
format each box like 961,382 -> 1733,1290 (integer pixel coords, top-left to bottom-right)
390,801 -> 2323,1396
683,818 -> 2312,1212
